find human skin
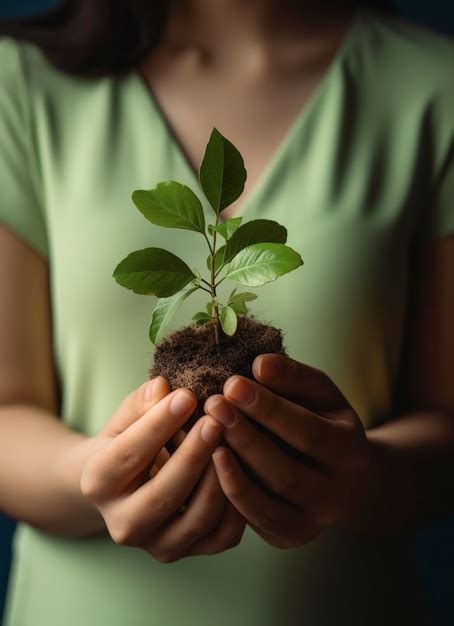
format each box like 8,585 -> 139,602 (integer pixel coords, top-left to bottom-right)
78,376 -> 247,560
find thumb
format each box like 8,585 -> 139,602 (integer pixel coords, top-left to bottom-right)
102,375 -> 171,436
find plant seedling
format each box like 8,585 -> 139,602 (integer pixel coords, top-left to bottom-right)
112,127 -> 303,349
112,127 -> 305,446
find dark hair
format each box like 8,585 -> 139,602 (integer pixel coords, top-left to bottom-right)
0,0 -> 395,78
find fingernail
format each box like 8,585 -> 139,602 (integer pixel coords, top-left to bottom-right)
206,397 -> 235,426
213,448 -> 231,472
201,417 -> 222,443
145,378 -> 157,402
170,389 -> 194,416
225,377 -> 255,405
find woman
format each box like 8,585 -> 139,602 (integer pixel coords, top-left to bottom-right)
0,1 -> 453,625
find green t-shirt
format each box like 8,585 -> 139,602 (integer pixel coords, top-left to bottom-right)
1,7 -> 453,626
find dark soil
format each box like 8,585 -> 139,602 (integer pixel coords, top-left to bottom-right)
150,314 -> 313,480
149,314 -> 287,433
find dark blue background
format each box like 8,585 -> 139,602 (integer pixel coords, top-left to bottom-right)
0,0 -> 60,18
0,1 -> 453,624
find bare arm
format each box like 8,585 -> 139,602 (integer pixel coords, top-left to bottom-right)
365,234 -> 454,532
0,226 -> 105,538
0,403 -> 105,537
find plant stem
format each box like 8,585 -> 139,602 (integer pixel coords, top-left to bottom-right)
209,213 -> 226,346
203,233 -> 214,256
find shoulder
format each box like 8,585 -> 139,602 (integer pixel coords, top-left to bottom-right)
0,38 -> 24,102
359,8 -> 454,83
0,35 -> 120,156
0,35 -> 105,110
0,36 -> 53,87
0,38 -> 31,131
0,36 -> 62,115
357,9 -> 453,162
357,7 -> 454,119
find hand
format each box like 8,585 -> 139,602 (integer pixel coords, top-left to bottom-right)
80,375 -> 246,562
204,353 -> 380,548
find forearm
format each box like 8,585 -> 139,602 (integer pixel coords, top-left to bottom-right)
360,410 -> 454,534
0,403 -> 107,538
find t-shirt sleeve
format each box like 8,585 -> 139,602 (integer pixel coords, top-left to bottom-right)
0,38 -> 49,260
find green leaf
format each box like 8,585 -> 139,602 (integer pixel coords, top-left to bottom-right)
206,301 -> 213,316
112,247 -> 196,297
192,311 -> 212,325
223,219 -> 287,266
220,305 -> 238,336
224,242 -> 303,287
192,311 -> 211,321
149,284 -> 198,345
132,182 -> 205,234
227,291 -> 258,306
199,128 -> 247,215
227,290 -> 257,314
227,287 -> 238,301
206,245 -> 226,273
229,299 -> 248,314
208,217 -> 243,240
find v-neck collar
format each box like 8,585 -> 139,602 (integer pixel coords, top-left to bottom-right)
131,7 -> 364,224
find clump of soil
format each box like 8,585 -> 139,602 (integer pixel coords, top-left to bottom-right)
149,314 -> 287,434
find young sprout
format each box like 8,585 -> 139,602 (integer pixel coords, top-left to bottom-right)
112,128 -> 303,346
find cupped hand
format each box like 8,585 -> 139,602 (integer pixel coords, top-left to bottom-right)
204,354 -> 380,549
80,375 -> 246,562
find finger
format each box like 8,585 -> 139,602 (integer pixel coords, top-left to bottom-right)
81,387 -> 197,500
149,447 -> 171,478
252,354 -> 350,413
218,376 -> 343,462
111,417 -> 223,537
149,434 -> 188,514
102,375 -> 171,437
165,431 -> 188,512
123,448 -> 170,493
144,459 -> 226,557
211,446 -> 306,542
204,395 -> 328,507
173,430 -> 187,446
182,500 -> 247,557
167,428 -> 187,455
149,447 -> 187,515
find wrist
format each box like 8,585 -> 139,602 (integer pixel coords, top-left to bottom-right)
56,431 -> 91,494
54,431 -> 107,537
356,432 -> 411,536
